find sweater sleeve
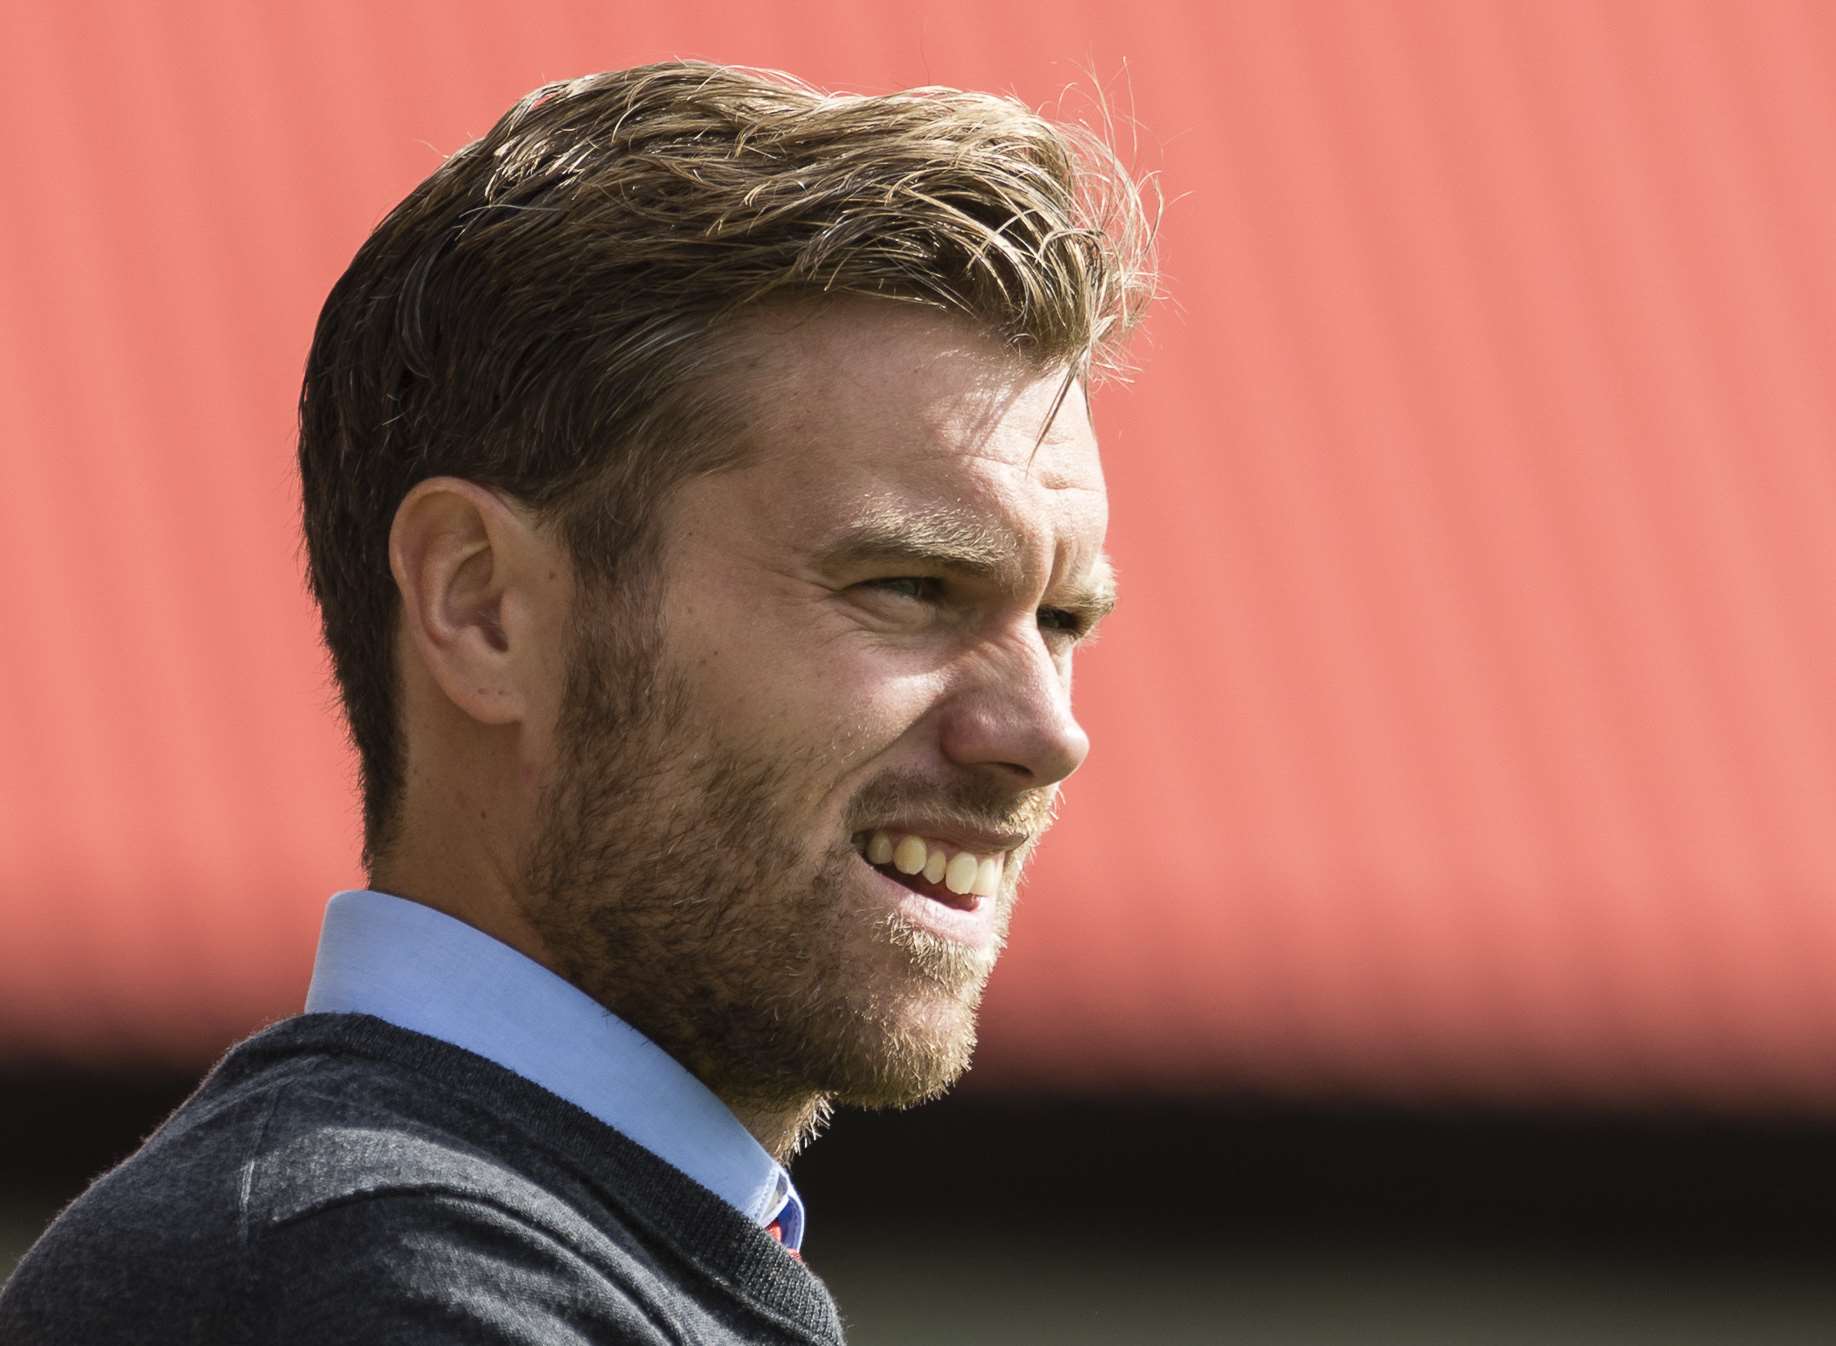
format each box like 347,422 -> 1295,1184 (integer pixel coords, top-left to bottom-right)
252,1190 -> 686,1345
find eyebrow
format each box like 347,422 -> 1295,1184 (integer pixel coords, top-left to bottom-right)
814,506 -> 1119,627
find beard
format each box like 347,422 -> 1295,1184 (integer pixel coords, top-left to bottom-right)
515,586 -> 1053,1149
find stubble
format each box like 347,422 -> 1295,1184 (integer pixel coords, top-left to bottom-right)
514,590 -> 1042,1150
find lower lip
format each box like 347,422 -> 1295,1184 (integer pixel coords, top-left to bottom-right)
856,852 -> 1000,946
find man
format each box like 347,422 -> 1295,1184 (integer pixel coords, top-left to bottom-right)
1,60 -> 1155,1343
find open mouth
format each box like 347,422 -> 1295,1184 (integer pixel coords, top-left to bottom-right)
852,829 -> 1007,913
857,850 -> 981,911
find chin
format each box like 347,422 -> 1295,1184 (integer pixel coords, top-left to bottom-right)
829,1046 -> 976,1112
817,970 -> 987,1110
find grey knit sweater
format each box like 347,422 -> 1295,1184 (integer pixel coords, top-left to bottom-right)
0,1014 -> 845,1344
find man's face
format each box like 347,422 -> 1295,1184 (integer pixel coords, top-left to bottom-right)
518,302 -> 1113,1130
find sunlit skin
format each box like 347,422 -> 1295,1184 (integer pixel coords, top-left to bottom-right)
375,298 -> 1114,1159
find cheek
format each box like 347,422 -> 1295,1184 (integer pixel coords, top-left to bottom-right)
700,636 -> 945,775
801,656 -> 944,769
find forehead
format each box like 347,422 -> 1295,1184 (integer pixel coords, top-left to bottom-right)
729,301 -> 1108,559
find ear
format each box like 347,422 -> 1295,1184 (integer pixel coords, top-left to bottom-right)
388,477 -> 560,727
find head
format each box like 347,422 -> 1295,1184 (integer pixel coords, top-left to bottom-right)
298,61 -> 1156,1152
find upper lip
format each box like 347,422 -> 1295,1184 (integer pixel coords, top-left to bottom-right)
854,823 -> 1030,855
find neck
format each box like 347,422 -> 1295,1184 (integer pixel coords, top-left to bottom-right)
373,845 -> 836,1166
369,848 -> 557,978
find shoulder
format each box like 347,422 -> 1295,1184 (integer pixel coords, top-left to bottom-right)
4,1018 -> 840,1345
247,1049 -> 684,1288
233,1045 -> 750,1343
0,1036 -> 321,1342
244,1046 -> 569,1224
247,1185 -> 689,1344
1,1023 -> 687,1344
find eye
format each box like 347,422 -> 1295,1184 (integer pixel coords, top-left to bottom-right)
861,577 -> 945,602
1038,607 -> 1090,640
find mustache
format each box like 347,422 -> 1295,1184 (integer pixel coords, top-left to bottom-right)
845,769 -> 1062,843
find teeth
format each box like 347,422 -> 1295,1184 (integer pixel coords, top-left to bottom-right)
866,829 -> 1013,897
892,835 -> 928,875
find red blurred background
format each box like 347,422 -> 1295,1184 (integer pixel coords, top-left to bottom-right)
7,0 -> 1836,1118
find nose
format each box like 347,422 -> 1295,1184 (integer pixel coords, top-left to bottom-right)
936,632 -> 1091,789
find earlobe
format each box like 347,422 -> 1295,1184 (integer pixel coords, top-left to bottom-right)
388,478 -> 544,727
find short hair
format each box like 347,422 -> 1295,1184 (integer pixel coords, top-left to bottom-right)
297,60 -> 1160,866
